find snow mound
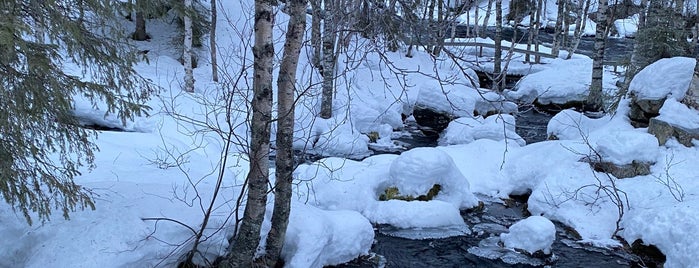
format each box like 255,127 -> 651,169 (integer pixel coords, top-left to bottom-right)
507,58 -> 618,105
595,131 -> 659,165
657,98 -> 699,130
415,84 -> 479,118
628,57 -> 695,101
622,204 -> 699,268
500,216 -> 556,255
309,118 -> 371,159
367,200 -> 468,229
389,147 -> 480,208
439,115 -> 525,146
546,109 -> 609,140
283,203 -> 374,268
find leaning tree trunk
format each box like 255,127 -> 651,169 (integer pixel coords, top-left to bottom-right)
320,0 -> 337,119
526,0 -> 536,63
221,0 -> 274,265
567,0 -> 591,59
481,0 -> 494,37
433,0 -> 445,55
493,0 -> 503,91
265,0 -> 307,265
183,0 -> 195,92
210,0 -> 218,82
587,0 -> 607,112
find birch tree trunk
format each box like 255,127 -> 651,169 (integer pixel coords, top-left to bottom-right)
481,0 -> 494,37
566,0 -> 591,59
222,0 -> 274,265
534,0 -> 542,63
265,0 -> 307,264
210,0 -> 219,82
183,0 -> 195,92
587,0 -> 607,111
526,0 -> 537,63
310,0 -> 322,68
493,0 -> 503,91
320,0 -> 337,119
551,0 -> 565,57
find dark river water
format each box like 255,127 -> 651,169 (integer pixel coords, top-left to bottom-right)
327,27 -> 664,268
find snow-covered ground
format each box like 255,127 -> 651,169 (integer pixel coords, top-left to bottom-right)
2,0 -> 699,267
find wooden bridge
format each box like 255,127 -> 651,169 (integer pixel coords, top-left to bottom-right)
442,41 -> 624,71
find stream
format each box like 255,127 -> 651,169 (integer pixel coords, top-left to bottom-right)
332,109 -> 648,268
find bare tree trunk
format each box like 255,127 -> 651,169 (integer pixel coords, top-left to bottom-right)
132,0 -> 148,41
221,0 -> 274,265
320,0 -> 337,119
310,0 -> 322,68
493,0 -> 503,91
184,0 -> 195,92
481,0 -> 494,37
526,0 -> 536,62
567,0 -> 591,59
210,0 -> 219,82
551,0 -> 565,57
265,0 -> 307,265
474,2 -> 480,36
433,0 -> 445,55
587,0 -> 607,111
534,0 -> 542,63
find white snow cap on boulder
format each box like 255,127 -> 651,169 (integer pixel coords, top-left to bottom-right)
388,147 -> 480,208
500,216 -> 556,255
628,57 -> 695,101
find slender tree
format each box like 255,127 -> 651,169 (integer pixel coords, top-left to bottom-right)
551,0 -> 566,57
493,0 -> 503,91
183,0 -> 195,92
481,0 -> 494,37
0,0 -> 152,225
265,0 -> 308,264
587,0 -> 608,111
222,0 -> 274,265
320,0 -> 337,119
210,0 -> 218,82
133,0 -> 149,40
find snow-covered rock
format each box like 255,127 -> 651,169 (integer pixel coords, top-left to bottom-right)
439,115 -> 525,146
628,57 -> 694,101
500,216 -> 556,255
388,147 -> 480,209
595,131 -> 659,165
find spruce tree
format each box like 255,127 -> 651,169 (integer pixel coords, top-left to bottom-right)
0,0 -> 153,225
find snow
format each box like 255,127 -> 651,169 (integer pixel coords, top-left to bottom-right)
500,216 -> 556,255
595,131 -> 659,165
628,57 -> 695,101
439,114 -> 525,146
614,14 -> 639,38
506,57 -> 620,105
657,98 -> 699,130
5,0 -> 699,266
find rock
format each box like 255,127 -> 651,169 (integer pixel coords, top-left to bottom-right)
413,104 -> 454,135
648,118 -> 675,145
590,160 -> 652,179
648,118 -> 699,147
628,96 -> 666,127
630,239 -> 666,267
